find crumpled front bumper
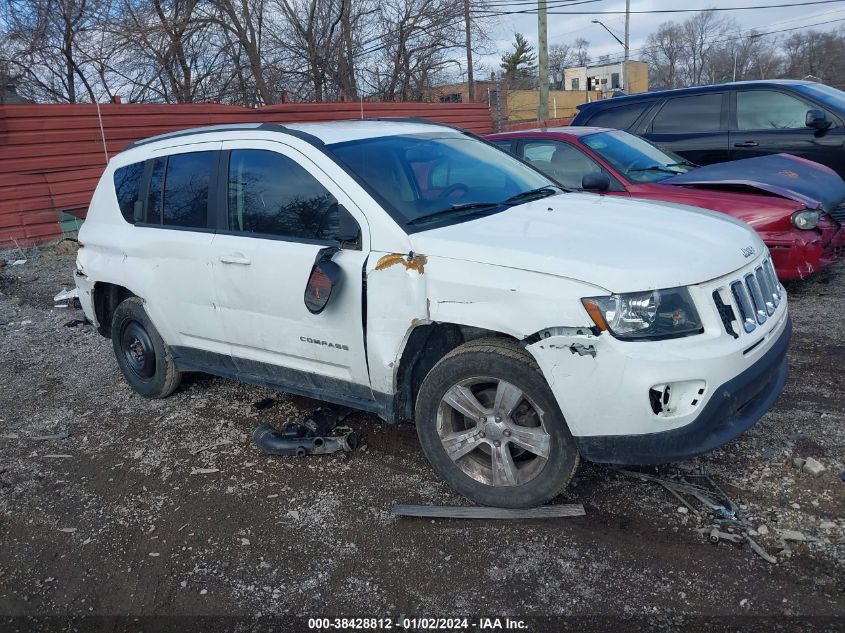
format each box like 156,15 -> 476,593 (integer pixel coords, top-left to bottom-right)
766,224 -> 845,281
574,317 -> 791,464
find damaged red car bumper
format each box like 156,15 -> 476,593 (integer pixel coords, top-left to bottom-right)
763,221 -> 845,281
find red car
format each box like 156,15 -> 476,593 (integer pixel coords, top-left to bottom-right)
487,127 -> 845,280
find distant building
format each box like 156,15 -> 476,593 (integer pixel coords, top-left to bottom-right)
0,75 -> 32,104
427,60 -> 648,125
561,60 -> 648,95
428,79 -> 500,104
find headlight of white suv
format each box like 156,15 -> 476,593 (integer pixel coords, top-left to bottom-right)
582,287 -> 703,341
791,210 -> 819,230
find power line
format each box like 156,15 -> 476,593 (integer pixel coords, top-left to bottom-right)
475,0 -> 845,16
565,16 -> 845,67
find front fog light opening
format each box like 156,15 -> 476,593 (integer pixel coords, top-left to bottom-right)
649,381 -> 707,418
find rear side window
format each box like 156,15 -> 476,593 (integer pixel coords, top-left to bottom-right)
227,149 -> 339,241
162,152 -> 213,228
652,94 -> 723,133
587,102 -> 650,130
113,162 -> 144,224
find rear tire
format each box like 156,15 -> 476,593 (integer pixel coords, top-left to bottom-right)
111,297 -> 181,398
415,338 -> 579,508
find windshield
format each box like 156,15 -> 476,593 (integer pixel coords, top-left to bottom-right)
327,133 -> 558,227
581,130 -> 696,183
795,82 -> 845,112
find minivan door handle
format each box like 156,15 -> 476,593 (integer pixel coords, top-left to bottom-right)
734,141 -> 759,148
219,253 -> 251,265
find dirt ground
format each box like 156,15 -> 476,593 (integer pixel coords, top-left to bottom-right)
0,243 -> 843,630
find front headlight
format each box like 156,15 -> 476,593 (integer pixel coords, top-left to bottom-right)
582,287 -> 703,340
791,210 -> 819,230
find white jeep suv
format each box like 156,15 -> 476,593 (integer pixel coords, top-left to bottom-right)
75,119 -> 791,507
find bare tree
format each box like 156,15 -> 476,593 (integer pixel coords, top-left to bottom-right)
573,38 -> 589,66
201,0 -> 278,105
2,0 -> 108,102
681,10 -> 731,86
362,0 -> 466,101
642,22 -> 685,89
111,0 -> 230,103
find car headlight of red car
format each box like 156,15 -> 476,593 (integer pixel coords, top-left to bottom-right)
792,210 -> 820,230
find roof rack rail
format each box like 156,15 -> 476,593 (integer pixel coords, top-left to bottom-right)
121,122 -> 325,152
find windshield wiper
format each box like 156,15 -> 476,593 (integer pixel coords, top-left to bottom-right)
503,186 -> 562,205
628,165 -> 682,174
665,160 -> 697,168
406,202 -> 501,226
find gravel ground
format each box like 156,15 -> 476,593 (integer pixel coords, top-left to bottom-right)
0,243 -> 843,630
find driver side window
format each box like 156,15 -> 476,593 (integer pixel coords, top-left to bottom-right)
522,140 -> 604,189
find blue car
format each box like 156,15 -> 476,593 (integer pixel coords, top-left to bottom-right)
571,80 -> 845,178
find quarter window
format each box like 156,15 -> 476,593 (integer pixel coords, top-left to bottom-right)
737,90 -> 813,130
227,149 -> 340,241
652,94 -> 723,133
113,162 -> 144,224
587,102 -> 650,130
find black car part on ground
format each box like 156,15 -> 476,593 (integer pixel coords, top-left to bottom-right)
252,407 -> 359,457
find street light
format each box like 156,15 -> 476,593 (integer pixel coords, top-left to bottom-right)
591,19 -> 624,48
592,18 -> 628,93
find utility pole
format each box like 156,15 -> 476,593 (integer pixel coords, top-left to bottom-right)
624,0 -> 630,92
464,0 -> 475,101
538,0 -> 548,121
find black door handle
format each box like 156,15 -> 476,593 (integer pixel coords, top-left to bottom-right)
734,141 -> 759,148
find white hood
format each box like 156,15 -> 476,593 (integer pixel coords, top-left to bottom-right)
409,193 -> 763,293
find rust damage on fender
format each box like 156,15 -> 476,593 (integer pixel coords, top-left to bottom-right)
375,252 -> 427,274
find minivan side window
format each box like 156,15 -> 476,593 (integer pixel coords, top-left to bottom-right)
737,90 -> 814,130
227,149 -> 339,241
652,94 -> 723,133
113,162 -> 145,224
586,102 -> 650,130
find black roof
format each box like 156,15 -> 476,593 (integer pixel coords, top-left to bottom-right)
576,79 -> 817,112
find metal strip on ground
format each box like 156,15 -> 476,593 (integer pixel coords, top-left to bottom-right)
391,504 -> 586,519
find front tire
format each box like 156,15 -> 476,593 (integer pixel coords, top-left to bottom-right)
415,338 -> 579,508
111,297 -> 181,398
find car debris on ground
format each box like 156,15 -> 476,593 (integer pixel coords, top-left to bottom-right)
252,407 -> 359,457
391,504 -> 586,519
616,468 -> 786,564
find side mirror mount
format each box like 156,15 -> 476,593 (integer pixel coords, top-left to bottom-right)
806,109 -> 831,130
304,247 -> 342,315
336,204 -> 361,249
582,172 -> 611,192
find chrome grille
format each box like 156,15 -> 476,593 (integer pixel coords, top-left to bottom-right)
716,257 -> 782,336
831,204 -> 845,224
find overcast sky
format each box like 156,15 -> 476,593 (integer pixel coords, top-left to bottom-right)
473,0 -> 845,75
